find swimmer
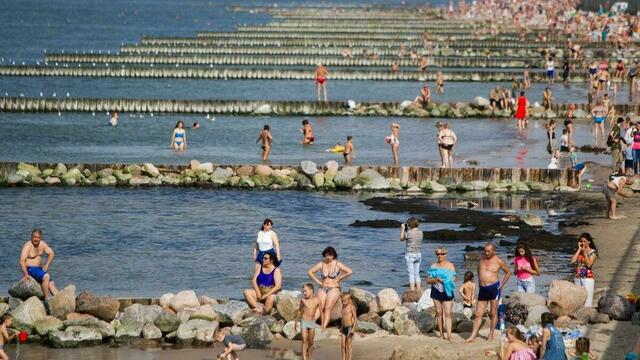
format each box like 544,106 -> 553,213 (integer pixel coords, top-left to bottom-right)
315,63 -> 328,102
343,136 -> 355,164
170,120 -> 187,151
256,125 -> 272,161
192,121 -> 200,129
591,101 -> 608,147
109,111 -> 118,127
300,119 -> 315,145
436,71 -> 445,94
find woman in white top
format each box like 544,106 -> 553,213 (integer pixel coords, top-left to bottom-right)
388,123 -> 400,165
253,218 -> 281,265
439,123 -> 457,168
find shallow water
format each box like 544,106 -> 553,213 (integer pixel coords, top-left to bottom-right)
0,188 -> 571,298
0,112 -> 608,167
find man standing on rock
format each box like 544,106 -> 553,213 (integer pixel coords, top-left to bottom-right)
19,229 -> 58,301
466,242 -> 511,343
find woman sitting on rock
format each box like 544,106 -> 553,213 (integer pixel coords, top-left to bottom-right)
253,218 -> 281,265
307,246 -> 353,329
243,253 -> 281,315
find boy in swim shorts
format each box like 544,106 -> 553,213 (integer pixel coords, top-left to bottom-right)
296,283 -> 320,360
0,314 -> 16,360
340,292 -> 357,360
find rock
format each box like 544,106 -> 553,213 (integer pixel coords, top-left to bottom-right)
407,185 -> 422,193
49,326 -> 102,348
349,288 -> 378,314
520,213 -> 543,227
393,313 -> 420,335
325,160 -> 339,173
0,303 -> 8,317
8,277 -> 44,300
142,163 -> 160,177
176,319 -> 218,344
472,96 -> 490,108
243,321 -> 273,348
214,300 -> 250,325
525,305 -> 549,327
275,291 -> 301,322
190,304 -> 218,321
142,323 -> 162,340
129,175 -> 150,186
118,304 -> 163,325
18,162 -> 41,178
65,312 -> 95,321
409,310 -> 436,334
300,161 -> 318,176
170,290 -> 200,313
312,173 -> 325,187
458,181 -> 489,192
254,104 -> 272,115
392,306 -> 410,321
295,174 -> 313,189
590,313 -> 610,324
45,177 -> 61,185
354,169 -> 390,190
547,280 -> 587,317
269,319 -> 284,334
416,289 -> 435,311
572,307 -> 598,324
376,289 -> 401,313
113,318 -> 143,341
236,165 -> 254,177
75,290 -> 120,321
63,316 -> 114,338
420,180 -> 448,192
529,105 -> 545,118
505,303 -> 528,325
159,293 -> 175,308
7,172 -> 27,184
597,293 -> 634,321
358,312 -> 381,327
97,175 -> 117,186
508,292 -> 546,309
189,159 -> 201,172
254,165 -> 273,177
282,321 -> 301,340
53,163 -> 67,177
33,316 -> 64,336
199,295 -> 218,306
211,168 -> 234,185
512,182 -> 530,192
333,167 -> 358,188
10,296 -> 46,326
48,285 -> 76,320
401,289 -> 422,303
355,321 -> 379,334
154,311 -> 181,333
381,312 -> 394,331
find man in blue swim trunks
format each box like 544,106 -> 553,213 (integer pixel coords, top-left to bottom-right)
19,229 -> 58,301
466,242 -> 511,343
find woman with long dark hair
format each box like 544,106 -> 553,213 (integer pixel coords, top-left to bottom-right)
570,233 -> 598,306
253,218 -> 281,265
513,242 -> 540,293
307,247 -> 353,329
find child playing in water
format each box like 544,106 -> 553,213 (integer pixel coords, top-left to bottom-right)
343,136 -> 355,164
0,314 -> 16,360
569,146 -> 587,189
569,337 -> 598,360
458,271 -> 476,308
340,292 -> 357,360
296,283 -> 320,360
214,331 -> 246,360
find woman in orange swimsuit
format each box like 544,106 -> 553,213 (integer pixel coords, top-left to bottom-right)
315,64 -> 328,102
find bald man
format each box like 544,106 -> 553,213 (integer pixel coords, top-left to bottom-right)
466,242 -> 511,342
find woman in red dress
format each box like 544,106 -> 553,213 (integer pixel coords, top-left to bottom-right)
514,91 -> 528,128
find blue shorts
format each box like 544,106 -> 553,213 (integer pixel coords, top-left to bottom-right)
478,281 -> 501,301
576,163 -> 586,171
430,284 -> 454,302
594,117 -> 605,124
547,70 -> 555,79
27,266 -> 48,283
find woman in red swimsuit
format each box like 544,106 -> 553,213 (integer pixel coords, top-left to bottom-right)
514,91 -> 528,128
315,64 -> 328,102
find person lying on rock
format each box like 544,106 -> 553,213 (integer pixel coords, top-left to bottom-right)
19,229 -> 58,302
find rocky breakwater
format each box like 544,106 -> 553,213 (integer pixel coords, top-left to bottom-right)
0,160 -> 578,191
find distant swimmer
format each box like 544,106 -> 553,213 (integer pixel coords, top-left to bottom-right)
192,121 -> 200,129
315,64 -> 328,102
343,136 -> 355,164
436,71 -> 445,94
170,120 -> 187,151
256,124 -> 273,161
326,144 -> 345,153
300,119 -> 315,145
109,111 -> 118,127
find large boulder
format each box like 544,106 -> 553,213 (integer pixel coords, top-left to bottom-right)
358,312 -> 381,327
520,213 -> 543,227
33,316 -> 64,336
472,96 -> 490,108
401,289 -> 422,303
189,305 -> 218,321
49,285 -> 76,320
381,312 -> 394,331
159,293 -> 175,308
408,310 -> 435,334
211,168 -> 234,185
170,290 -> 200,313
63,316 -> 114,338
349,288 -> 378,314
0,303 -> 9,317
300,161 -> 318,176
525,305 -> 549,327
142,323 -> 162,340
117,304 -> 162,325
282,320 -> 301,340
393,313 -> 420,336
75,290 -> 120,321
547,280 -> 587,316
10,296 -> 47,326
154,311 -> 181,333
457,181 -> 489,192
214,300 -> 249,325
275,290 -> 301,322
333,167 -> 358,188
17,163 -> 41,178
49,326 -> 102,348
508,292 -> 546,309
377,289 -> 401,313
254,165 -> 273,177
420,180 -> 448,193
355,321 -> 379,334
572,307 -> 598,324
176,319 -> 218,344
243,321 -> 273,348
597,293 -> 634,321
142,163 -> 160,177
354,169 -> 390,190
236,165 -> 254,177
8,277 -> 44,300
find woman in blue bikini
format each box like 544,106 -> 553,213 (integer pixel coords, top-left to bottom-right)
307,246 -> 352,329
590,101 -> 608,147
170,120 -> 187,151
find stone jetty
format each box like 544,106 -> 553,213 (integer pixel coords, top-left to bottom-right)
0,161 -> 579,191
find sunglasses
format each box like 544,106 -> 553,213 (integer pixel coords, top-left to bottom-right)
436,253 -> 447,256
263,257 -> 271,260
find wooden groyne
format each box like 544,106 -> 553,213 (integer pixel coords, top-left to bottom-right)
0,161 -> 579,190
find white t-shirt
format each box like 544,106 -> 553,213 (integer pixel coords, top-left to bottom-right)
547,61 -> 554,71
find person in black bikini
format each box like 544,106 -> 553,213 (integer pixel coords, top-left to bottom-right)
307,247 -> 353,329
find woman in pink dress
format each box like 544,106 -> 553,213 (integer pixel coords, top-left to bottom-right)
514,91 -> 528,128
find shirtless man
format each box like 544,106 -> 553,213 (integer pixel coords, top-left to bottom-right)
256,125 -> 273,161
296,283 -> 320,360
315,64 -> 328,102
466,242 -> 511,343
19,229 -> 58,301
343,136 -> 355,164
